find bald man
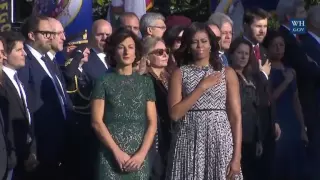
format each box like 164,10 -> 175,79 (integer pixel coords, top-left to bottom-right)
82,19 -> 112,81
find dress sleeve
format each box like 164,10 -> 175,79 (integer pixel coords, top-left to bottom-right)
145,76 -> 156,102
91,76 -> 106,100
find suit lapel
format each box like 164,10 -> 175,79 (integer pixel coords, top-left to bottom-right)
91,50 -> 107,70
3,74 -> 27,119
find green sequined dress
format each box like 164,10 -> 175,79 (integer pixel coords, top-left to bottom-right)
91,70 -> 156,180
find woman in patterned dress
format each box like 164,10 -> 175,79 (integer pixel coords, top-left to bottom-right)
166,22 -> 243,180
91,28 -> 157,180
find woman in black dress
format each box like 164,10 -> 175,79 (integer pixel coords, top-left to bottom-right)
229,37 -> 261,180
141,36 -> 172,180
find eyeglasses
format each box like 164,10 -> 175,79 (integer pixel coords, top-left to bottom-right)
33,30 -> 54,39
150,26 -> 166,30
149,48 -> 170,56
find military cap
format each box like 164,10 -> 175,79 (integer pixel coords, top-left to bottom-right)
64,29 -> 88,46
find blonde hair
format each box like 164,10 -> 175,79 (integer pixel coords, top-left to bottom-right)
136,36 -> 164,75
142,36 -> 164,56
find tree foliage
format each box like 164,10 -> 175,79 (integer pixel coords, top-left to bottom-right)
93,0 -> 320,22
93,0 -> 210,21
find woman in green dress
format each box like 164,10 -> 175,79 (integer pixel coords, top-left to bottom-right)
91,28 -> 158,180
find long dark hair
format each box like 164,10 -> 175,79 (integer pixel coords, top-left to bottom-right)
163,25 -> 185,50
175,22 -> 222,70
228,37 -> 255,78
105,27 -> 142,68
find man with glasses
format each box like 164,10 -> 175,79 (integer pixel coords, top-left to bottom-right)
18,15 -> 71,180
140,12 -> 166,38
82,19 -> 112,81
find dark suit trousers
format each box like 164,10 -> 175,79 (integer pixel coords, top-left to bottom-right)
257,134 -> 275,180
241,142 -> 258,180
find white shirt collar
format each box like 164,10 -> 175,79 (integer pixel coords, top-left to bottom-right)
47,51 -> 56,61
308,31 -> 320,45
25,44 -> 44,60
92,48 -> 108,68
3,66 -> 17,80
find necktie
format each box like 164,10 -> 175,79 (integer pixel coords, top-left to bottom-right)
220,53 -> 229,66
253,45 -> 261,61
14,73 -> 27,113
41,55 -> 66,104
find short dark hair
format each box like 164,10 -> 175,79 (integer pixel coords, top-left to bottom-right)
243,8 -> 269,25
263,30 -> 284,49
2,31 -> 25,54
20,15 -> 49,40
119,12 -> 139,25
163,25 -> 185,49
105,27 -> 142,68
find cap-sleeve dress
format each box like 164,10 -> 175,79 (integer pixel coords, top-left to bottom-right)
91,70 -> 156,180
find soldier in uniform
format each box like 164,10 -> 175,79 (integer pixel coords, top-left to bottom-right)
62,30 -> 96,180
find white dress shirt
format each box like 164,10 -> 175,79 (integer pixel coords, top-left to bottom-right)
26,44 -> 66,118
47,51 -> 56,61
3,66 -> 31,124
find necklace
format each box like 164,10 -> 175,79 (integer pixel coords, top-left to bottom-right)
237,72 -> 256,89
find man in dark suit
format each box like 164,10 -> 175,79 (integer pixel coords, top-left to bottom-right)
0,109 -> 8,180
299,5 -> 320,180
0,36 -> 10,180
18,15 -> 71,180
82,19 -> 112,81
242,7 -> 281,180
0,32 -> 38,180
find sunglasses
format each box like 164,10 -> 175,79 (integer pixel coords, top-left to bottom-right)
149,48 -> 170,56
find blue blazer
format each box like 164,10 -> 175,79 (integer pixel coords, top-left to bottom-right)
18,46 -> 70,163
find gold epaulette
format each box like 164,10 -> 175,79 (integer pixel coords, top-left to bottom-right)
68,40 -> 88,46
65,58 -> 73,67
66,76 -> 92,100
